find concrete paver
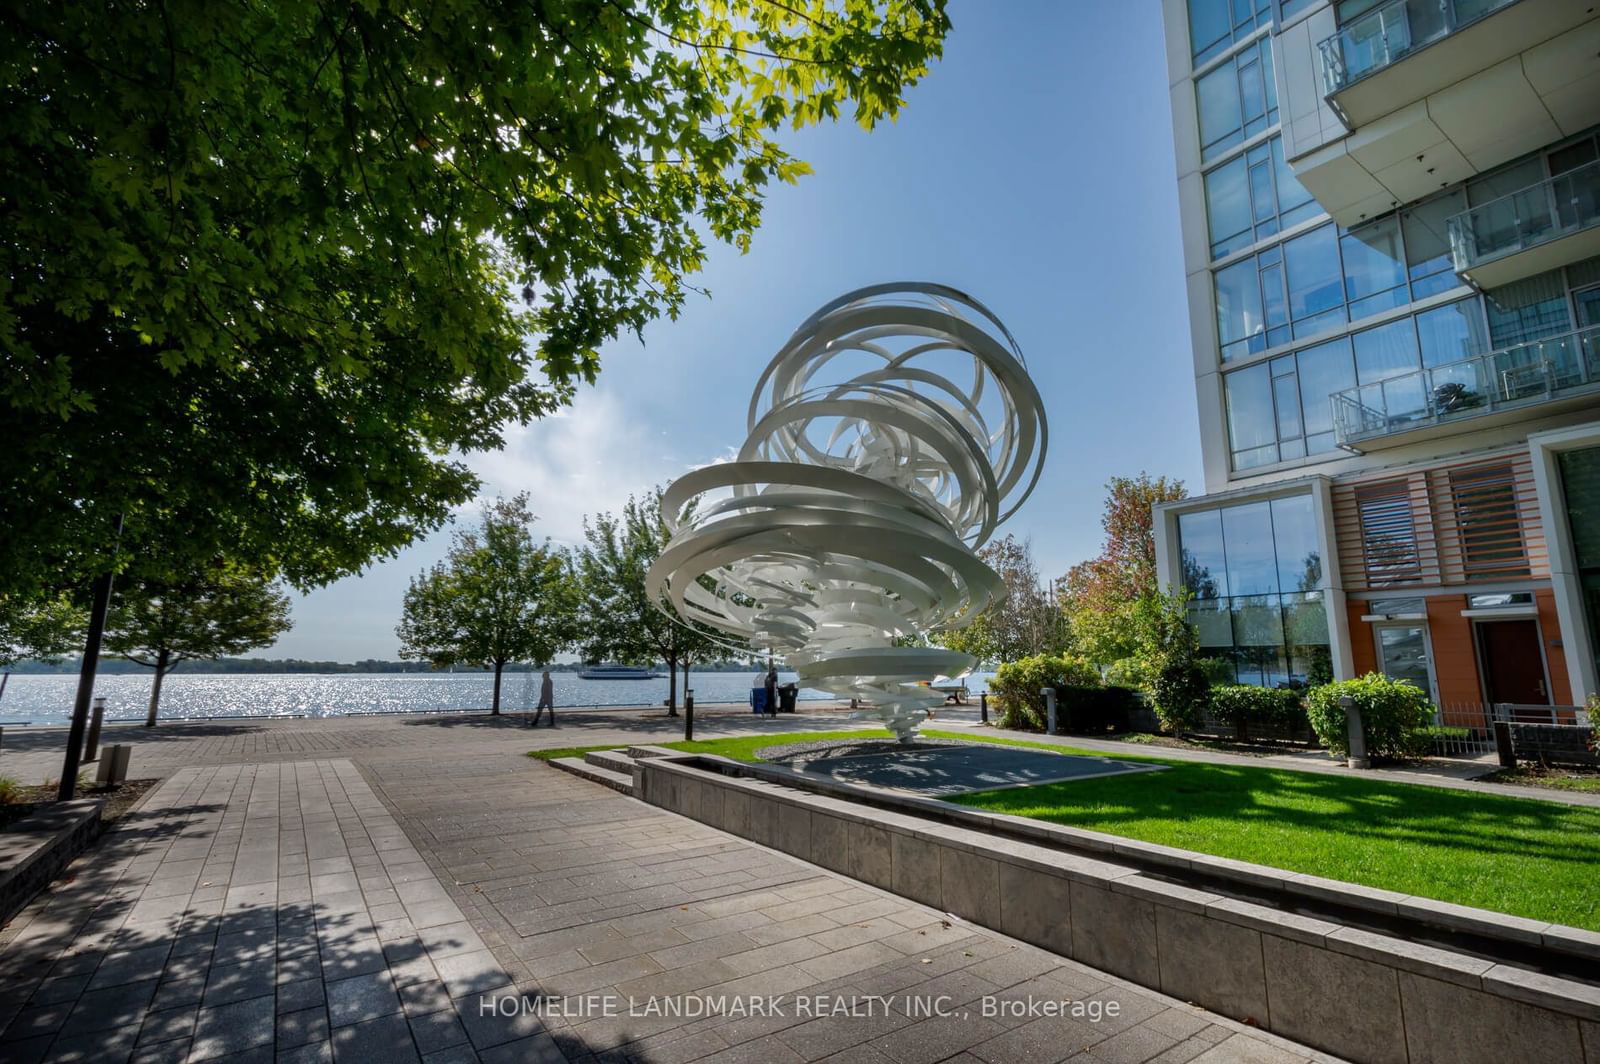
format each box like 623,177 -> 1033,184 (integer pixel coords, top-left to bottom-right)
0,711 -> 1351,1062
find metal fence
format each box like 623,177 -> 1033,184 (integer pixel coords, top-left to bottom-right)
1424,702 -> 1586,759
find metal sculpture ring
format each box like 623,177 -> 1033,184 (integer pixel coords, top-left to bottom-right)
645,282 -> 1048,741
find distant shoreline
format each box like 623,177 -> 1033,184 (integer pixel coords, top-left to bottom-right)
2,659 -> 782,676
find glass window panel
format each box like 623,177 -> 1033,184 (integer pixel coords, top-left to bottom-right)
1549,139 -> 1598,177
1231,594 -> 1286,645
1189,0 -> 1233,61
1189,600 -> 1235,647
1348,287 -> 1409,324
1222,501 -> 1279,596
1225,363 -> 1276,455
1261,263 -> 1287,328
1271,137 -> 1315,217
1234,444 -> 1279,469
1353,318 -> 1420,383
1401,189 -> 1465,285
1341,217 -> 1406,302
1272,373 -> 1302,440
1416,298 -> 1487,367
1306,430 -> 1337,455
1281,0 -> 1317,19
1293,306 -> 1347,342
1197,63 -> 1243,160
1295,336 -> 1355,437
1239,56 -> 1265,126
1278,436 -> 1306,460
1467,158 -> 1544,207
1249,161 -> 1275,224
1270,495 -> 1322,592
1485,268 -> 1573,348
1205,157 -> 1252,257
1284,224 -> 1343,321
1178,510 -> 1230,599
1216,257 -> 1264,351
1259,38 -> 1277,116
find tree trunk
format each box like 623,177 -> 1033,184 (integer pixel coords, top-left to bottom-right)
145,648 -> 170,727
491,661 -> 504,715
666,653 -> 678,717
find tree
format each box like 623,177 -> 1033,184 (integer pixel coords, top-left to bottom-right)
0,594 -> 85,702
397,495 -> 577,715
1060,473 -> 1188,666
104,563 -> 293,725
1,1 -> 951,603
578,490 -> 736,715
935,535 -> 1068,666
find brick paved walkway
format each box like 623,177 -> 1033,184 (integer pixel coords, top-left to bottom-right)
0,708 -> 1342,1063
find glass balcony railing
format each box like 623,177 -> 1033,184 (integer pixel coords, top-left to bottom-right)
1447,161 -> 1600,273
1330,324 -> 1600,447
1318,0 -> 1521,95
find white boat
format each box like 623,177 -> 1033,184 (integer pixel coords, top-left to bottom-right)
577,664 -> 656,680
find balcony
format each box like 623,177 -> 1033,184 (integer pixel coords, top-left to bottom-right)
1286,0 -> 1600,228
1447,160 -> 1600,288
1331,324 -> 1600,450
1319,0 -> 1522,101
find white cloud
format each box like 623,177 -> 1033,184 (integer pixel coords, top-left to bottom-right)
464,388 -> 690,546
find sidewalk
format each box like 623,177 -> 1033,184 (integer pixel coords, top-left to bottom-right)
0,715 -> 1344,1063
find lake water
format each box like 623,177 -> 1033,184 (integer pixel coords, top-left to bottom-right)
0,670 -> 995,723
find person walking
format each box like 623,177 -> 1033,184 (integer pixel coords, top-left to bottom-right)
763,665 -> 778,718
530,669 -> 555,727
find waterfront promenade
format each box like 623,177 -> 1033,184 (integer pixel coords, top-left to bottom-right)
0,709 -> 1338,1062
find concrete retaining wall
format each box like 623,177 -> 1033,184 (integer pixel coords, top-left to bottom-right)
636,754 -> 1600,1064
0,799 -> 103,926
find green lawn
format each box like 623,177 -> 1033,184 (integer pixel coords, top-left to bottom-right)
945,735 -> 1600,932
537,727 -> 1600,930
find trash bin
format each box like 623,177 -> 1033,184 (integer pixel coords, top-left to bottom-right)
750,687 -> 769,714
778,683 -> 799,713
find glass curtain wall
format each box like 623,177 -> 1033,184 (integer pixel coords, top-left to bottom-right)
1189,0 -> 1273,65
1197,38 -> 1279,162
1222,297 -> 1486,468
1205,136 -> 1320,259
1178,495 -> 1333,687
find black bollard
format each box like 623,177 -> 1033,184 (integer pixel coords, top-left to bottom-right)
980,692 -> 988,724
60,515 -> 122,801
684,689 -> 695,743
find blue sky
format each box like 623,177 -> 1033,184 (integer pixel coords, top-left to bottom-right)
269,0 -> 1203,660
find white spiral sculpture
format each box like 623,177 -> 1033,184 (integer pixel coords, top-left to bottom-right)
646,282 -> 1047,741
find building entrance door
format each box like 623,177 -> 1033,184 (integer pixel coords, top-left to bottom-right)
1476,619 -> 1549,705
1375,624 -> 1437,701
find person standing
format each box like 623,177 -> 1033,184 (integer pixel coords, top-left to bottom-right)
530,668 -> 555,727
764,665 -> 778,718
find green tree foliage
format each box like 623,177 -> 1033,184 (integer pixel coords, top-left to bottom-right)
1132,589 -> 1210,734
936,535 -> 1068,666
0,595 -> 84,670
0,0 -> 952,600
1059,474 -> 1187,667
988,653 -> 1099,732
1305,674 -> 1435,759
104,563 -> 293,725
396,495 -> 578,714
1208,685 -> 1306,741
577,490 -> 738,714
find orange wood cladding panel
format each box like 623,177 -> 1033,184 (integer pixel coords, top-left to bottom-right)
1425,596 -> 1482,709
1332,449 -> 1548,593
1536,589 -> 1573,706
1347,601 -> 1378,677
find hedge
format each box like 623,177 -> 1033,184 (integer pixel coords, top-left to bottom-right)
1207,685 -> 1306,741
991,654 -> 1099,732
1055,685 -> 1142,735
1304,673 -> 1435,759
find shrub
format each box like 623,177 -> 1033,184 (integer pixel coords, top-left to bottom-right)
1104,656 -> 1153,692
1056,685 -> 1142,734
1197,656 -> 1237,687
0,776 -> 21,805
991,654 -> 1099,732
1151,653 -> 1209,734
1208,685 -> 1305,741
1304,674 -> 1435,759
